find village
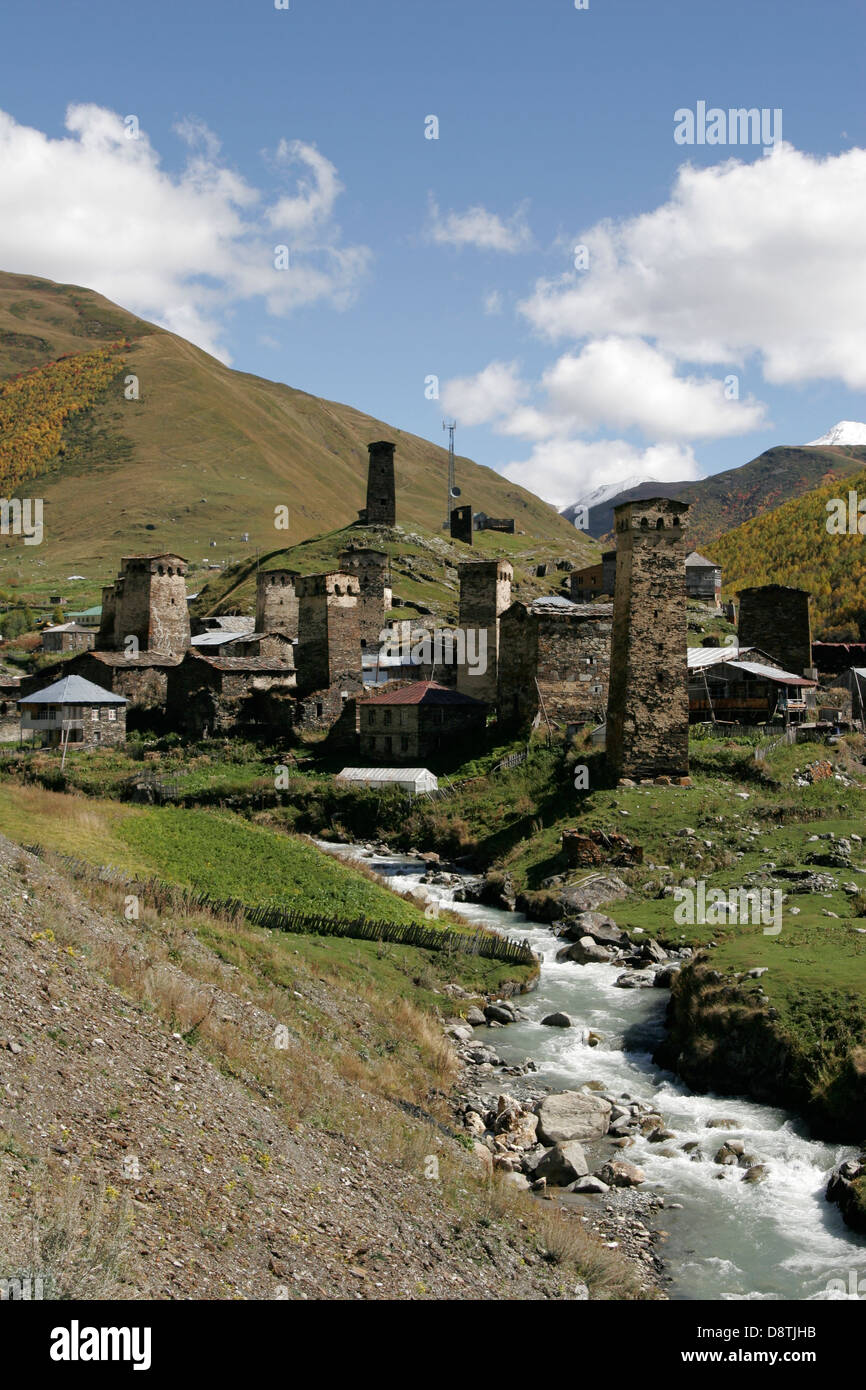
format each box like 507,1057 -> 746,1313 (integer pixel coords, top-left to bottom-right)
3,438 -> 863,785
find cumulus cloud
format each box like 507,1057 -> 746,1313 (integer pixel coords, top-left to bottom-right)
501,439 -> 700,511
427,196 -> 532,253
441,360 -> 527,427
0,104 -> 371,361
520,143 -> 866,388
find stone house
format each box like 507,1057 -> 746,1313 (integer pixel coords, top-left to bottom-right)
570,551 -> 616,602
41,622 -> 95,654
685,551 -> 722,605
498,596 -> 613,730
358,681 -> 486,763
737,585 -> 814,678
19,673 -> 127,749
167,652 -> 297,738
98,554 -> 190,658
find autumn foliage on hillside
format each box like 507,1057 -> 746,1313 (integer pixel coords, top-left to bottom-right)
0,344 -> 127,493
714,468 -> 866,640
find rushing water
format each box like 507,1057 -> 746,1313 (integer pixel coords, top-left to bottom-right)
317,842 -> 866,1301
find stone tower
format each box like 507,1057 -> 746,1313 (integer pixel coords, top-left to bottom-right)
294,571 -> 361,693
457,559 -> 513,704
338,547 -> 392,647
358,441 -> 396,526
255,569 -> 300,640
450,505 -> 473,545
737,585 -> 812,676
605,498 -> 690,781
97,554 -> 189,658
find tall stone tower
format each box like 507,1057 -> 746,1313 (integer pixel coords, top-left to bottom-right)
605,498 -> 690,781
457,559 -> 513,704
294,571 -> 361,693
737,585 -> 812,676
255,569 -> 299,640
358,441 -> 396,526
338,547 -> 391,647
97,554 -> 189,657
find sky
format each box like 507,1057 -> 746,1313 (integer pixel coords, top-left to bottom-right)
1,0 -> 866,508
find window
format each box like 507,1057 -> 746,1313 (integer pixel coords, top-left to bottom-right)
108,709 -> 116,722
400,735 -> 409,752
383,709 -> 392,727
315,702 -> 323,719
91,707 -> 99,722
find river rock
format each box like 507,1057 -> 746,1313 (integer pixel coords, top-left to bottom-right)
472,1143 -> 493,1177
559,874 -> 628,913
505,1171 -> 531,1190
706,1117 -> 739,1128
533,1141 -> 590,1186
560,936 -> 614,965
714,1145 -> 740,1166
571,1175 -> 609,1195
615,972 -> 654,989
484,1003 -> 515,1025
653,964 -> 680,988
463,1111 -> 486,1138
541,1011 -> 572,1028
536,1090 -> 612,1145
742,1165 -> 768,1184
597,1160 -> 645,1188
465,1006 -> 486,1026
560,912 -> 626,947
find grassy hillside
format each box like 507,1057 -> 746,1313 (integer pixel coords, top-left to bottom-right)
0,271 -> 596,603
566,445 -> 866,547
712,466 -> 866,639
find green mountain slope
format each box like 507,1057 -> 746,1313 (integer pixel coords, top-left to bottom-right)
713,468 -> 866,639
0,271 -> 595,598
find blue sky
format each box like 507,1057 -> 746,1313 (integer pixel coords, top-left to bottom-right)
1,0 -> 866,506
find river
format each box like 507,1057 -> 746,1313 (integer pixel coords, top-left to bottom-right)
317,841 -> 866,1301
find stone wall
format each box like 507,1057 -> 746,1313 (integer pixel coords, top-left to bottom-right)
338,547 -> 391,647
255,570 -> 299,640
498,602 -> 612,729
294,572 -> 361,694
737,585 -> 812,676
605,498 -> 691,781
359,699 -> 485,763
456,559 -> 512,704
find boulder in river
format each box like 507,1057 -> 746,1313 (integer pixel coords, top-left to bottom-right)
536,1090 -> 612,1145
541,1012 -> 573,1028
559,874 -> 628,914
597,1160 -> 645,1188
560,936 -> 614,965
559,912 -> 626,947
532,1141 -> 589,1186
484,1003 -> 515,1025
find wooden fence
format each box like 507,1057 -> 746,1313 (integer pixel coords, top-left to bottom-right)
23,845 -> 536,967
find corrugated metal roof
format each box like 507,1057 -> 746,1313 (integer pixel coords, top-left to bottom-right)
723,660 -> 816,687
337,767 -> 436,783
687,645 -> 756,668
191,631 -> 256,648
19,674 -> 127,705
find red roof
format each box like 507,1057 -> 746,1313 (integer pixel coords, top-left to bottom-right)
360,680 -> 485,707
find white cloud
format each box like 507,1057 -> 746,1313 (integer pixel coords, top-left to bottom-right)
0,104 -> 371,362
534,337 -> 765,440
483,289 -> 504,315
441,360 -> 527,427
427,196 -> 532,253
520,143 -> 866,389
501,439 -> 700,510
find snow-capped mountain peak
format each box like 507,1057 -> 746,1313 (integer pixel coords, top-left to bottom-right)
806,421 -> 866,447
566,474 -> 658,511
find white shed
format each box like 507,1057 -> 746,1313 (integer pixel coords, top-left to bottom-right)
336,767 -> 438,795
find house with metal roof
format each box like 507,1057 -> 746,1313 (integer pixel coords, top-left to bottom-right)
358,680 -> 485,763
688,653 -> 817,725
336,766 -> 438,795
18,674 -> 127,755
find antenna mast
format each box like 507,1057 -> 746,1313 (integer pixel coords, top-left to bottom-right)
443,418 -> 457,529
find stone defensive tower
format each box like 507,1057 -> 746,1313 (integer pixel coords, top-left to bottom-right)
97,554 -> 189,658
737,585 -> 813,676
450,505 -> 473,545
294,571 -> 361,694
338,547 -> 392,648
457,559 -> 513,704
358,441 -> 396,527
255,569 -> 300,640
605,498 -> 690,781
